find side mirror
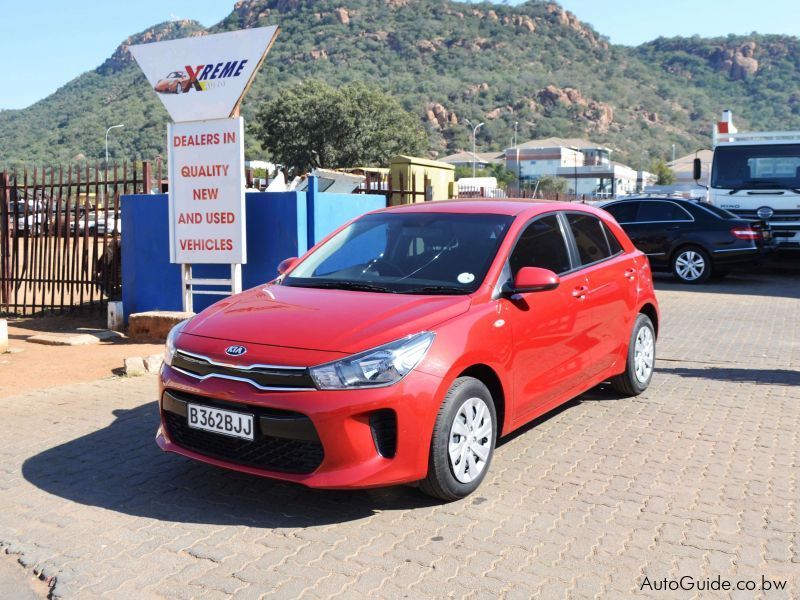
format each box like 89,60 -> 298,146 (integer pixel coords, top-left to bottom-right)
277,256 -> 299,275
507,267 -> 560,294
693,158 -> 702,182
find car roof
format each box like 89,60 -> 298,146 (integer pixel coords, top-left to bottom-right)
603,196 -> 692,205
374,199 -> 604,218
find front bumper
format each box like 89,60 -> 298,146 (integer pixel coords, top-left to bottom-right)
157,363 -> 445,489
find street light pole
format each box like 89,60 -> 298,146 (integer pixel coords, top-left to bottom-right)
465,119 -> 484,179
105,124 -> 125,166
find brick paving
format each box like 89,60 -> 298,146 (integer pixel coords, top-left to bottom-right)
1,272 -> 798,599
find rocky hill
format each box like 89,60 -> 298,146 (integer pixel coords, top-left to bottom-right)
2,0 -> 800,167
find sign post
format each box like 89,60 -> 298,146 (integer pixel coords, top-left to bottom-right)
130,25 -> 279,311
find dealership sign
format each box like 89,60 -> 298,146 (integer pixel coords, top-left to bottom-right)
130,26 -> 278,283
129,26 -> 279,122
168,118 -> 245,264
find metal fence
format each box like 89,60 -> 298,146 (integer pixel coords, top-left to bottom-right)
1,162 -> 150,316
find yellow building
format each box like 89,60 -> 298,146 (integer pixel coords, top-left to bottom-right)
389,156 -> 455,205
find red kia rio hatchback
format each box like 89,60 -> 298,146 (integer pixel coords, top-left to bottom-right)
157,200 -> 659,500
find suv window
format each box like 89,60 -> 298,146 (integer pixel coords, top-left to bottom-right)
567,213 -> 615,265
604,202 -> 639,224
636,201 -> 692,222
509,214 -> 572,275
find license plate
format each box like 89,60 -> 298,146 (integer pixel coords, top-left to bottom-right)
187,403 -> 255,441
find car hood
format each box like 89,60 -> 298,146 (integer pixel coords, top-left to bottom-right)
183,283 -> 471,353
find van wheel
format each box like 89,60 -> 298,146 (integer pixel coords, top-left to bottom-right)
420,377 -> 496,501
611,313 -> 656,397
671,246 -> 711,283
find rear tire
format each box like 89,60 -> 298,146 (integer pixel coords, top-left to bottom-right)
671,246 -> 711,283
420,377 -> 497,501
611,313 -> 656,397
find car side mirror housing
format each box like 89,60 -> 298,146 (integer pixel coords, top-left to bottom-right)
693,158 -> 702,182
277,256 -> 299,275
506,267 -> 560,294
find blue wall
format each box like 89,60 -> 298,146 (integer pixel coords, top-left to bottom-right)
121,186 -> 384,319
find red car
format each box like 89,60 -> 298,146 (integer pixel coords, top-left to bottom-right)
157,201 -> 659,500
154,71 -> 190,94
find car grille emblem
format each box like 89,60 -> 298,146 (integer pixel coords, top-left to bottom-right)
756,206 -> 774,219
225,345 -> 247,357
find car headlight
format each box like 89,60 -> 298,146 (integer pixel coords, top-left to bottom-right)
309,332 -> 435,389
164,320 -> 189,367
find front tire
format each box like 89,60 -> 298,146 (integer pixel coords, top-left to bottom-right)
420,377 -> 497,501
671,246 -> 711,283
611,313 -> 656,396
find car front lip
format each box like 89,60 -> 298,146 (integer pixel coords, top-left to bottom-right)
157,363 -> 445,489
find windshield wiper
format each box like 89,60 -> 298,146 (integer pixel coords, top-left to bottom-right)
729,180 -> 800,194
400,285 -> 467,295
291,280 -> 396,293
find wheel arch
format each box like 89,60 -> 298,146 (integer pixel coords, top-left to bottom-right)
457,364 -> 507,438
669,241 -> 711,265
638,302 -> 659,337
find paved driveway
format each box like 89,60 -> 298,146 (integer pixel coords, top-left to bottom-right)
1,273 -> 798,599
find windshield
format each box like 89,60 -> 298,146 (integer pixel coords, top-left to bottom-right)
284,212 -> 513,294
711,144 -> 800,189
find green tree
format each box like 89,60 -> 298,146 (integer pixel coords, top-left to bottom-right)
255,81 -> 426,174
650,158 -> 676,185
532,175 -> 569,194
454,163 -> 517,188
487,163 -> 517,188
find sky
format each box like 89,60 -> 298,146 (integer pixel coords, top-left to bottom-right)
1,0 -> 798,110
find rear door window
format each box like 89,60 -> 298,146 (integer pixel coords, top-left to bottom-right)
566,213 -> 615,266
603,202 -> 639,224
636,201 -> 693,222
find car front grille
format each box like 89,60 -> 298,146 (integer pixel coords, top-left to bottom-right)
171,350 -> 317,391
162,391 -> 324,474
732,209 -> 800,223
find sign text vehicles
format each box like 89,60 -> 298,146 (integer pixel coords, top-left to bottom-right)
168,118 -> 246,265
129,25 -> 279,122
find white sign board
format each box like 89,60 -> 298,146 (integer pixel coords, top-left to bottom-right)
129,26 -> 279,122
168,118 -> 246,264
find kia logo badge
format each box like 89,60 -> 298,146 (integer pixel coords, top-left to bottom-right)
225,345 -> 247,357
756,206 -> 774,219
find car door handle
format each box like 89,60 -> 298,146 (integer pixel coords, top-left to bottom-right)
572,285 -> 589,299
666,225 -> 680,231
624,268 -> 636,281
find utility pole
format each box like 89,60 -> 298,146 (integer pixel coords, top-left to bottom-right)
465,119 -> 484,179
573,151 -> 578,196
105,124 -> 125,166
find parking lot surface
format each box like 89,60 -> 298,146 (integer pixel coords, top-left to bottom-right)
1,272 -> 798,599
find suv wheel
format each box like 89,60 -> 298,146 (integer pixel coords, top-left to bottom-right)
611,313 -> 656,396
671,246 -> 711,283
420,377 -> 496,501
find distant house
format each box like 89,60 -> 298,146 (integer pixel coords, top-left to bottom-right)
439,150 -> 505,170
505,137 -> 644,198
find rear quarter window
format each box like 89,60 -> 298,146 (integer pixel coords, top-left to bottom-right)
566,213 -> 615,266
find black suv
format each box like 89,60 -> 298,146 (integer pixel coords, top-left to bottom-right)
601,197 -> 775,283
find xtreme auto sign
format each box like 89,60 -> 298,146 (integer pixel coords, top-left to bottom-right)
129,25 -> 279,267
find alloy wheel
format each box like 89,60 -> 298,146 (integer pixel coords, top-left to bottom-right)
675,250 -> 706,281
448,396 -> 493,484
634,325 -> 655,383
